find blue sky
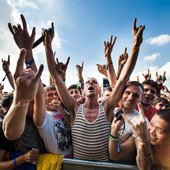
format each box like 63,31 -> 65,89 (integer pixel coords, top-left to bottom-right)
0,0 -> 170,92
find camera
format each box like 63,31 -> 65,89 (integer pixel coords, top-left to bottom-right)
114,109 -> 123,120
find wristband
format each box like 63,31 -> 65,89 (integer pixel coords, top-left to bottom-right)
106,62 -> 113,70
13,159 -> 18,167
25,59 -> 34,67
109,134 -> 118,141
109,134 -> 120,152
132,46 -> 140,52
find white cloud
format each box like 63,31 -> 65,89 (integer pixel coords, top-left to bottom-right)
7,0 -> 38,9
146,34 -> 170,46
144,52 -> 160,61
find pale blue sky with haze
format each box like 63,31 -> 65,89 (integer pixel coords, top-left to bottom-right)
0,0 -> 170,92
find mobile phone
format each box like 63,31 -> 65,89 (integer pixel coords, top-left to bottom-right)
114,109 -> 123,120
103,78 -> 110,89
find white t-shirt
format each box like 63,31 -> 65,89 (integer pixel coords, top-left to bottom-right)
37,111 -> 72,157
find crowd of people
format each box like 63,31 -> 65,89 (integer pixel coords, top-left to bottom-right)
0,14 -> 170,170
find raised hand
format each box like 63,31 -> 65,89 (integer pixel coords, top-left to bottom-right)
8,14 -> 35,50
55,57 -> 70,81
2,55 -> 10,73
76,62 -> 84,81
142,69 -> 151,80
117,48 -> 128,79
44,22 -> 54,48
14,48 -> 44,103
118,48 -> 128,68
123,103 -> 147,140
132,18 -> 145,47
104,35 -> 116,57
96,64 -> 108,77
156,71 -> 166,84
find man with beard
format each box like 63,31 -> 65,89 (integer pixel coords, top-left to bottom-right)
140,80 -> 159,121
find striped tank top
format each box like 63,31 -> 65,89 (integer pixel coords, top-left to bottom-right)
71,104 -> 111,161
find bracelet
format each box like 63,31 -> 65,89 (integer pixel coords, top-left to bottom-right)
25,59 -> 34,67
132,46 -> 140,52
79,78 -> 84,82
106,62 -> 113,70
109,134 -> 121,152
109,134 -> 118,141
13,158 -> 18,167
6,71 -> 11,76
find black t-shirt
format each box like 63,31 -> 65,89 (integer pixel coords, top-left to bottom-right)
0,120 -> 13,150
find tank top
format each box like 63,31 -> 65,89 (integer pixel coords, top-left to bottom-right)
71,104 -> 111,161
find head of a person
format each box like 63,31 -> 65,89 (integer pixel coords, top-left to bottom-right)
103,87 -> 112,98
98,87 -> 112,103
68,84 -> 82,100
141,80 -> 159,107
122,81 -> 144,111
1,92 -> 13,112
153,97 -> 170,111
148,108 -> 170,146
45,84 -> 60,111
83,77 -> 100,98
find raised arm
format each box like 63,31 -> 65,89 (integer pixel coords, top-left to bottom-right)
124,103 -> 152,170
104,35 -> 117,87
116,48 -> 128,80
44,23 -> 78,117
104,18 -> 145,119
2,49 -> 43,140
1,55 -> 14,89
142,69 -> 151,80
76,62 -> 84,90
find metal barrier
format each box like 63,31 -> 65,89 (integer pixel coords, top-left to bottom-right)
62,158 -> 138,170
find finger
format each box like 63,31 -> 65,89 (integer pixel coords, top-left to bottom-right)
104,41 -> 106,46
51,22 -> 54,32
15,48 -> 26,76
81,62 -> 84,68
65,56 -> 70,66
17,24 -> 22,32
13,26 -> 20,34
21,14 -> 27,31
156,72 -> 158,76
137,103 -> 145,121
56,58 -> 59,64
8,23 -> 15,35
124,47 -> 127,54
33,64 -> 44,83
8,55 -> 10,64
164,71 -> 166,76
110,35 -> 113,44
31,27 -> 36,41
133,18 -> 137,31
112,36 -> 117,45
